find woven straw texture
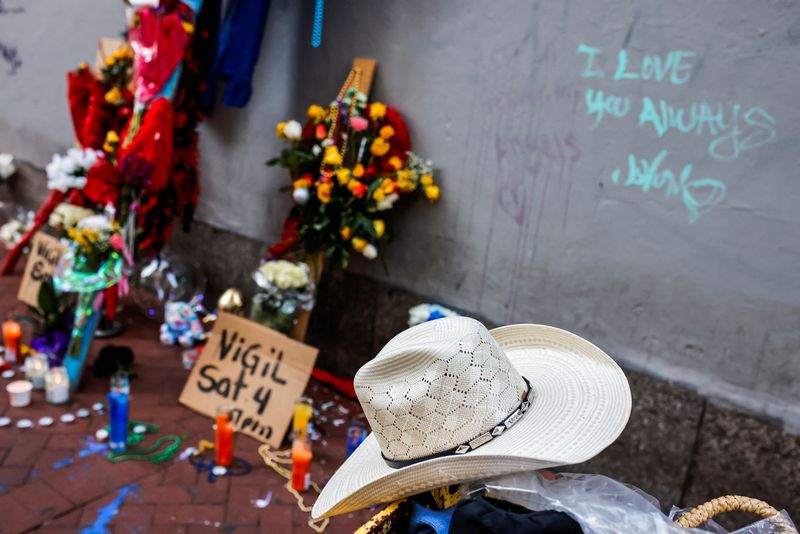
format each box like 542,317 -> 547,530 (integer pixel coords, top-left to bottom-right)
312,317 -> 631,519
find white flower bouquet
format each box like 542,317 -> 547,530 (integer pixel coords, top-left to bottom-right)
45,148 -> 101,193
250,260 -> 315,334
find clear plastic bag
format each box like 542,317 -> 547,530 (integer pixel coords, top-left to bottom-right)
460,472 -> 796,534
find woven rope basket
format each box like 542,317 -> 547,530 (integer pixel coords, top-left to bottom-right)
675,495 -> 797,533
358,494 -> 796,533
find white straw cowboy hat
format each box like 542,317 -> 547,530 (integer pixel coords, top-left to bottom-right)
312,317 -> 631,519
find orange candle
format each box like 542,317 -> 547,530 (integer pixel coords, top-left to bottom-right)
291,438 -> 312,492
2,318 -> 21,364
215,405 -> 235,467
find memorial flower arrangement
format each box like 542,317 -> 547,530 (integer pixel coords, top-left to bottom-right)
249,259 -> 315,335
45,148 -> 102,193
268,87 -> 440,265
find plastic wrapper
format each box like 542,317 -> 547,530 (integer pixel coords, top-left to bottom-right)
130,250 -> 204,321
249,260 -> 314,335
0,202 -> 34,249
461,472 -> 796,534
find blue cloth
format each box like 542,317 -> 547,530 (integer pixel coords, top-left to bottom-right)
407,503 -> 454,534
203,0 -> 270,108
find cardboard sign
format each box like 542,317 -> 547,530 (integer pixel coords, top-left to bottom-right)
18,232 -> 68,308
179,313 -> 319,447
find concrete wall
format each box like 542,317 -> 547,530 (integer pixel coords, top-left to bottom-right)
1,1 -> 799,431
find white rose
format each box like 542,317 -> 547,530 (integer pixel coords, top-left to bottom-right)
362,244 -> 378,259
283,120 -> 303,141
376,193 -> 399,211
311,145 -> 321,156
0,153 -> 16,179
292,187 -> 310,205
77,214 -> 113,232
408,304 -> 432,327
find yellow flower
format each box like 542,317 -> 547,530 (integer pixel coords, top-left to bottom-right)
396,169 -> 413,181
373,189 -> 386,202
424,185 -> 441,202
103,131 -> 120,153
380,178 -> 396,194
307,104 -> 325,122
370,102 -> 387,120
340,226 -> 352,240
317,182 -> 332,204
352,163 -> 365,178
104,87 -> 122,104
335,168 -> 351,186
370,137 -> 390,157
104,55 -> 116,67
397,177 -> 416,193
276,122 -> 287,139
388,156 -> 403,170
181,21 -> 194,34
351,237 -> 368,253
78,62 -> 89,71
323,146 -> 343,167
372,219 -> 385,238
293,177 -> 311,190
420,174 -> 434,186
379,125 -> 395,139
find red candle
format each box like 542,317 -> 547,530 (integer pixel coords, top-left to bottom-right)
215,405 -> 235,467
291,438 -> 312,492
3,318 -> 21,364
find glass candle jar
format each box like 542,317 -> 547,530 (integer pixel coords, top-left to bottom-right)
215,404 -> 235,467
45,367 -> 70,404
25,354 -> 49,390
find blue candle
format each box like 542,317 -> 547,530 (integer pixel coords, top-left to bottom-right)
108,372 -> 129,452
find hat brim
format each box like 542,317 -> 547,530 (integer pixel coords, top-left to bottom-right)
311,324 -> 631,519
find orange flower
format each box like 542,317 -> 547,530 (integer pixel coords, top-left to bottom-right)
370,137 -> 390,157
352,163 -> 365,178
379,125 -> 395,139
340,226 -> 352,240
348,180 -> 368,198
381,178 -> 397,194
315,123 -> 327,140
293,174 -> 313,189
317,182 -> 332,203
351,237 -> 368,252
388,156 -> 403,170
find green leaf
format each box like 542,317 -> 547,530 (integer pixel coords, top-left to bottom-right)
266,158 -> 280,166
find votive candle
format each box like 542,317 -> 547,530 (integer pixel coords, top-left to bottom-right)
45,367 -> 70,404
2,318 -> 21,364
25,354 -> 49,389
215,404 -> 235,467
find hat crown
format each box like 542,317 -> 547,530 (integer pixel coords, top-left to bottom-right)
355,317 -> 525,462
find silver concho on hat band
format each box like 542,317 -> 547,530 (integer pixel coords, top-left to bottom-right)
381,376 -> 533,469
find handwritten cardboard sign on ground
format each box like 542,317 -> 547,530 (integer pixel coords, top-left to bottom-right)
179,312 -> 319,447
18,232 -> 68,308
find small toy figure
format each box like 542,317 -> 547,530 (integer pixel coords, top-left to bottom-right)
159,301 -> 204,348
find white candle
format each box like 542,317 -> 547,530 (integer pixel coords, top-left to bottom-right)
45,367 -> 70,404
25,354 -> 49,390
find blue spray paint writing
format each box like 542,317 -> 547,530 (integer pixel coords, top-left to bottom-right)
577,43 -> 695,84
577,44 -> 777,162
611,150 -> 726,222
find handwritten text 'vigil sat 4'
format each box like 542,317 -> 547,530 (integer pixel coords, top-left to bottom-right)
576,44 -> 776,222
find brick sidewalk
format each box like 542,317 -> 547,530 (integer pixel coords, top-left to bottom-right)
0,274 -> 373,533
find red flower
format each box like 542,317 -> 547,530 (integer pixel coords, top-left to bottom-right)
315,124 -> 327,140
350,182 -> 368,198
82,157 -> 122,206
